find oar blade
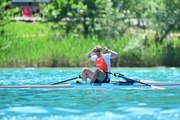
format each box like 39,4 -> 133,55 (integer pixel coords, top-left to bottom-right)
151,85 -> 165,90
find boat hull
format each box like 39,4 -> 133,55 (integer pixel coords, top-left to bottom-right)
0,82 -> 180,89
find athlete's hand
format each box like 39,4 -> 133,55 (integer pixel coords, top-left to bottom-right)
93,49 -> 96,53
104,47 -> 109,52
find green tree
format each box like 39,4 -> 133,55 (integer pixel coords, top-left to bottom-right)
153,0 -> 180,43
41,0 -> 105,37
0,0 -> 19,36
41,0 -> 180,40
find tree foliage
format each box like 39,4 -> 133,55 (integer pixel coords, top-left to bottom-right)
40,0 -> 180,41
0,0 -> 19,36
159,0 -> 180,43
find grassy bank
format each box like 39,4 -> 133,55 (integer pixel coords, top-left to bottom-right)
0,22 -> 179,67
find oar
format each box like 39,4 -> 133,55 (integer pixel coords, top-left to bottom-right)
52,75 -> 81,85
107,72 -> 165,90
111,79 -> 156,83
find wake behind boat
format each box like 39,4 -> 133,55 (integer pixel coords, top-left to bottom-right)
0,82 -> 180,89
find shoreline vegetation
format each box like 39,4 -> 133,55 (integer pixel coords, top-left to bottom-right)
0,22 -> 180,67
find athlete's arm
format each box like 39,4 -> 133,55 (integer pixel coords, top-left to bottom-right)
87,49 -> 94,59
104,47 -> 118,59
86,49 -> 97,61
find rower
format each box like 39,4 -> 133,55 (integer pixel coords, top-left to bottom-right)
81,45 -> 118,85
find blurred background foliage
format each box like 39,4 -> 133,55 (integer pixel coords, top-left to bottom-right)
0,0 -> 179,67
40,0 -> 180,42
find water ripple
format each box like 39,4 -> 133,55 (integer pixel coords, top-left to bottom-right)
0,68 -> 180,120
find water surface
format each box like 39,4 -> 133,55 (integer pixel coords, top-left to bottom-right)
0,67 -> 180,120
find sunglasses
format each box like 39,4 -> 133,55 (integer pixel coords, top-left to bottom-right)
94,49 -> 101,53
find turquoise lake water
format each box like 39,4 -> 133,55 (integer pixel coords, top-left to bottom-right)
0,67 -> 180,120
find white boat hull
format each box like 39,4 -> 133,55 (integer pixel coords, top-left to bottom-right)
0,82 -> 180,89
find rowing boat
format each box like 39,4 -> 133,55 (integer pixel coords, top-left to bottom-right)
0,82 -> 180,89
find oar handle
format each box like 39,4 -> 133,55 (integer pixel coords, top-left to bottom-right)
107,72 -> 124,77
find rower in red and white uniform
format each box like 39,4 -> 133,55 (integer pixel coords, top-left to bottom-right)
82,45 -> 118,84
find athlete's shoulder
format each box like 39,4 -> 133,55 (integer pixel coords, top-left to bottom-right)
91,55 -> 96,61
103,54 -> 111,58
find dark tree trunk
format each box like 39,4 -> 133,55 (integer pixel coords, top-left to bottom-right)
159,20 -> 179,44
83,16 -> 89,38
